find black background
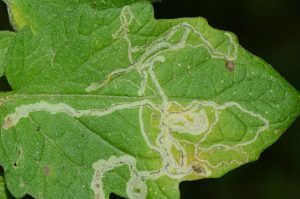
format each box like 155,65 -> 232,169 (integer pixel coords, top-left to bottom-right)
1,0 -> 300,199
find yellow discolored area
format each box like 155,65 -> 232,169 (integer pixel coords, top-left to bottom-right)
9,4 -> 27,29
166,102 -> 183,113
7,3 -> 36,32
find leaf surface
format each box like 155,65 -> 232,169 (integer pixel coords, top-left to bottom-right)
0,0 -> 299,198
4,0 -> 153,32
0,31 -> 14,77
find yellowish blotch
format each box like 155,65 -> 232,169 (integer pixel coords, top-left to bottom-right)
10,5 -> 27,29
8,4 -> 36,32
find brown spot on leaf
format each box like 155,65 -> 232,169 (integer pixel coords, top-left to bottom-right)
192,162 -> 205,174
44,166 -> 51,177
225,60 -> 235,72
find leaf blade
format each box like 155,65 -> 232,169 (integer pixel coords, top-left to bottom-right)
0,31 -> 14,77
0,1 -> 299,199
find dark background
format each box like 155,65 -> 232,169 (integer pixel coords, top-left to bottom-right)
1,0 -> 300,198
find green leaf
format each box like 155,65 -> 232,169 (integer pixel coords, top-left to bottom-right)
4,0 -> 154,32
0,31 -> 15,77
0,0 -> 299,199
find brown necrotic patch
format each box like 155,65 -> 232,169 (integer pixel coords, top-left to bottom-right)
192,162 -> 206,175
